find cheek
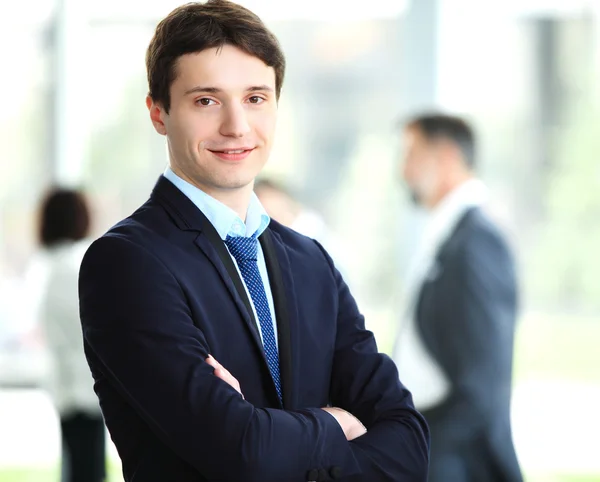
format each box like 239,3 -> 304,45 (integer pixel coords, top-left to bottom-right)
403,159 -> 417,183
421,163 -> 441,189
252,110 -> 278,141
172,112 -> 211,144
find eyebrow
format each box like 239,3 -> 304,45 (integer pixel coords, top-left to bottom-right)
184,85 -> 274,95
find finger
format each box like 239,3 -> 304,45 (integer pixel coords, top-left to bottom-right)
205,355 -> 219,368
207,357 -> 232,378
207,359 -> 242,392
214,368 -> 242,393
213,367 -> 230,382
215,368 -> 236,386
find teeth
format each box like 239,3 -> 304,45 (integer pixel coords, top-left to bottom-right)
224,150 -> 245,154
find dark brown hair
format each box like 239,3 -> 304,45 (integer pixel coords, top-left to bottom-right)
407,113 -> 476,169
39,188 -> 90,248
146,0 -> 286,113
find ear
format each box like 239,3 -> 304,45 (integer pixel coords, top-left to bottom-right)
437,139 -> 459,165
146,95 -> 167,135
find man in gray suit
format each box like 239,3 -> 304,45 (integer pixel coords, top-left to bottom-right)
393,113 -> 522,482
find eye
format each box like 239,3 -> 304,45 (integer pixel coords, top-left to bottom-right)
196,98 -> 216,106
248,96 -> 265,104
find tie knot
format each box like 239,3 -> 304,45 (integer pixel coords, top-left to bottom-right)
225,235 -> 258,262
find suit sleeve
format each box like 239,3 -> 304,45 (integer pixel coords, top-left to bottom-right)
313,242 -> 430,481
79,234 -> 362,482
424,227 -> 518,445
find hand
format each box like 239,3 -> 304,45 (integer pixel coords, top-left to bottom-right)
206,355 -> 244,399
321,407 -> 367,441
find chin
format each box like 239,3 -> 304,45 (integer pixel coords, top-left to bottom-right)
214,175 -> 256,191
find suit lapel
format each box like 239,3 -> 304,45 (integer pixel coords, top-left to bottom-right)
259,229 -> 297,409
193,231 -> 262,348
151,176 -> 271,379
416,211 -> 474,346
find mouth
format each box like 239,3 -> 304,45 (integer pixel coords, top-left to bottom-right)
208,148 -> 255,162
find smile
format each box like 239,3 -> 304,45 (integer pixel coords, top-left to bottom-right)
208,148 -> 255,162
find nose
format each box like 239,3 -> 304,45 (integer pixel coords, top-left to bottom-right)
219,103 -> 251,138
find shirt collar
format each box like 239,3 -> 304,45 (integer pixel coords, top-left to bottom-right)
422,178 -> 489,248
163,167 -> 270,240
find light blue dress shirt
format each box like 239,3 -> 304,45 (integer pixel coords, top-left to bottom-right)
163,167 -> 278,347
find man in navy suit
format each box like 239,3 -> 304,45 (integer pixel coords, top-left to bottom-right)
78,1 -> 429,481
393,114 -> 522,482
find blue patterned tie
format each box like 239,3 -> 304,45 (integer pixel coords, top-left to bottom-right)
225,235 -> 282,402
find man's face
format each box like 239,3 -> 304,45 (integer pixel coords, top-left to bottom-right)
147,45 -> 278,197
400,127 -> 442,208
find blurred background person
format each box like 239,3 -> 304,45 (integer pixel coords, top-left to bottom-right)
254,178 -> 331,242
30,188 -> 105,482
2,1 -> 600,479
254,177 -> 352,280
392,114 -> 522,482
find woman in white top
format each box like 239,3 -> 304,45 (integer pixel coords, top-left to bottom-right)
36,188 -> 105,482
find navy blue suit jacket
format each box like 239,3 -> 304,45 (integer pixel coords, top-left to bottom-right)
79,176 -> 429,482
417,208 -> 521,482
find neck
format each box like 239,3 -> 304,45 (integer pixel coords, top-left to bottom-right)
427,172 -> 473,210
211,188 -> 253,221
170,166 -> 252,221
